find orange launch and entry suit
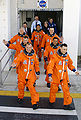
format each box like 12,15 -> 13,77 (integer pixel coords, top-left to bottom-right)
47,49 -> 76,105
41,33 -> 62,70
31,30 -> 45,59
13,49 -> 40,105
44,43 -> 60,83
8,33 -> 30,46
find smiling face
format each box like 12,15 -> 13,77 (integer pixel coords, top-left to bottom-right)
23,38 -> 28,45
23,24 -> 27,28
36,25 -> 40,31
25,44 -> 32,53
60,46 -> 67,55
53,39 -> 58,46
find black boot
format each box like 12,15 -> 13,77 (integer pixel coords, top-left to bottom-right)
64,104 -> 75,110
39,58 -> 41,62
58,86 -> 61,91
33,104 -> 39,110
47,83 -> 50,88
26,87 -> 29,91
49,101 -> 55,107
17,98 -> 23,104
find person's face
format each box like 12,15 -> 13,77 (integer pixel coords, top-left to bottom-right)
53,39 -> 58,46
23,38 -> 28,45
49,19 -> 53,24
35,16 -> 39,21
20,28 -> 24,34
44,22 -> 48,28
36,25 -> 40,31
23,24 -> 27,28
60,46 -> 67,55
26,44 -> 32,53
49,28 -> 54,35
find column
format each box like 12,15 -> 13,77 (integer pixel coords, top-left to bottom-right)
63,0 -> 80,74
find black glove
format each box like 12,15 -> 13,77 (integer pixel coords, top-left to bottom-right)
68,82 -> 71,87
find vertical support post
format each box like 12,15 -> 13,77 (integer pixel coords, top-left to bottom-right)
0,61 -> 2,86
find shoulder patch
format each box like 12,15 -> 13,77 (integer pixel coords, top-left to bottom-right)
65,59 -> 68,62
31,59 -> 34,61
47,39 -> 49,42
65,62 -> 67,65
35,35 -> 37,37
23,60 -> 27,64
31,62 -> 33,65
17,39 -> 19,42
20,50 -> 23,53
58,61 -> 62,65
50,51 -> 53,55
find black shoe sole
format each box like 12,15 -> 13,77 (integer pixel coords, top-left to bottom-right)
33,105 -> 39,110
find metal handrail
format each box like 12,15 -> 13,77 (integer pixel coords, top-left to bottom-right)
0,49 -> 9,62
0,49 -> 14,85
1,53 -> 13,73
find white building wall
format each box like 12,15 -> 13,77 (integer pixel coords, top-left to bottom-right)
63,0 -> 80,74
0,0 -> 11,70
78,0 -> 81,56
10,0 -> 18,37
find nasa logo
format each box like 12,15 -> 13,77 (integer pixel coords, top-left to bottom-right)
39,0 -> 46,7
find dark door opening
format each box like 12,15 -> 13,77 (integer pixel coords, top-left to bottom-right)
20,10 -> 63,36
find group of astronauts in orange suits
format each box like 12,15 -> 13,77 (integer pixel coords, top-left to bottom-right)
3,22 -> 79,110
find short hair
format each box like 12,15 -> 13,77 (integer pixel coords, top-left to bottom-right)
23,36 -> 28,39
60,43 -> 67,47
49,18 -> 53,20
49,27 -> 54,29
53,37 -> 59,41
35,15 -> 38,17
23,22 -> 27,25
26,42 -> 32,46
36,24 -> 40,27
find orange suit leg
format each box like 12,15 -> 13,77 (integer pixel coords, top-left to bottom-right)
49,83 -> 59,103
18,81 -> 25,99
27,80 -> 39,105
61,81 -> 72,105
